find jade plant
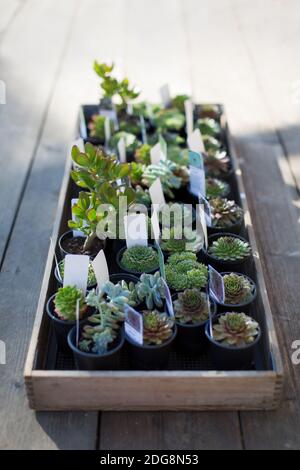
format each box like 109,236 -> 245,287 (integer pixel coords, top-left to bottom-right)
208,236 -> 251,262
143,310 -> 174,346
54,286 -> 87,322
196,117 -> 221,138
160,227 -> 201,254
223,273 -> 253,305
174,289 -> 210,324
165,252 -> 208,291
136,272 -> 166,310
210,197 -> 243,228
204,151 -> 231,178
142,160 -> 182,199
212,312 -> 259,347
120,245 -> 159,273
57,260 -> 96,287
206,177 -> 230,200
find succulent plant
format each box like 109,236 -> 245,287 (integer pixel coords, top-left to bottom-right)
208,236 -> 251,262
196,118 -> 221,137
171,94 -> 190,113
54,286 -> 87,321
210,197 -> 243,228
93,61 -> 139,105
88,114 -> 114,140
206,177 -> 230,200
167,146 -> 189,166
200,104 -> 221,120
142,160 -> 182,199
160,227 -> 201,254
174,289 -> 210,324
204,151 -> 231,178
223,273 -> 253,305
110,131 -> 140,153
165,252 -> 208,291
135,185 -> 151,207
79,327 -> 115,355
159,202 -> 195,228
120,246 -> 159,273
152,108 -> 185,132
57,260 -> 96,286
203,135 -> 222,153
119,117 -> 141,136
134,144 -> 152,165
136,272 -> 166,310
212,312 -> 260,347
143,310 -> 174,345
100,280 -> 135,315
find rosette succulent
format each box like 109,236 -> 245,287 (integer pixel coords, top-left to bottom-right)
210,197 -> 243,228
204,151 -> 231,178
100,280 -> 137,314
54,286 -> 87,321
143,310 -> 174,345
174,289 -> 210,324
57,260 -> 96,287
223,273 -> 253,305
208,236 -> 251,262
212,313 -> 260,347
165,252 -> 208,291
196,118 -> 221,137
160,227 -> 201,254
120,245 -> 159,273
206,178 -> 230,200
136,272 -> 166,310
142,160 -> 182,199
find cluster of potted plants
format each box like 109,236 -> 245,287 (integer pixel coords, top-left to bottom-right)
46,61 -> 262,372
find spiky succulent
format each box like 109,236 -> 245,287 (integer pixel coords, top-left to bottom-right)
196,118 -> 221,137
204,151 -> 230,178
165,252 -> 208,291
143,310 -> 174,345
206,178 -> 230,200
134,144 -> 151,165
174,289 -> 210,324
57,260 -> 96,286
136,272 -> 166,310
223,273 -> 253,305
210,197 -> 243,228
88,114 -> 113,140
54,286 -> 87,321
212,313 -> 260,347
208,236 -> 251,262
160,227 -> 201,254
142,160 -> 182,199
120,245 -> 159,273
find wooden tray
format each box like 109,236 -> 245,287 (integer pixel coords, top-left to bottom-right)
24,106 -> 283,411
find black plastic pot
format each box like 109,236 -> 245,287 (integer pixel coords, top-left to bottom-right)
46,293 -> 92,352
54,261 -> 97,291
173,293 -> 217,355
126,325 -> 177,370
207,217 -> 244,236
203,232 -> 251,273
217,272 -> 257,313
116,244 -> 160,276
205,314 -> 262,370
58,230 -> 105,259
68,321 -> 125,371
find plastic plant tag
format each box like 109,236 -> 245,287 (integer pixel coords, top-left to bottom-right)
189,150 -> 206,197
199,205 -> 208,250
160,83 -> 171,108
76,299 -> 80,348
149,178 -> 166,208
118,137 -> 126,163
159,135 -> 167,160
188,129 -> 205,154
127,103 -> 133,115
199,194 -> 212,227
184,99 -> 194,137
124,214 -> 148,249
150,142 -> 165,164
125,305 -> 143,345
63,254 -> 89,294
50,236 -> 62,283
140,115 -> 148,144
151,208 -> 161,242
71,198 -> 85,237
209,265 -> 225,304
104,117 -> 111,148
154,240 -> 166,280
79,108 -> 87,139
92,250 -> 110,290
162,278 -> 174,317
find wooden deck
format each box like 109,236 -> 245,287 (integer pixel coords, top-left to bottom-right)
0,0 -> 300,450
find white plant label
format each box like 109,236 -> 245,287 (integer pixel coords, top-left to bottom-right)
118,137 -> 127,163
151,208 -> 161,242
79,108 -> 87,139
63,254 -> 89,294
189,150 -> 206,198
199,194 -> 212,227
71,199 -> 85,237
104,117 -> 111,145
159,135 -> 167,160
209,265 -> 225,304
184,99 -> 194,137
92,250 -> 110,290
160,83 -> 171,107
125,305 -> 143,345
150,142 -> 166,164
199,205 -> 208,250
188,129 -> 205,154
124,213 -> 148,248
149,178 -> 166,208
162,279 -> 175,317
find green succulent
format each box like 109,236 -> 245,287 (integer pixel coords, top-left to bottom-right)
165,252 -> 208,291
208,236 -> 251,262
100,280 -> 135,315
153,108 -> 185,132
79,327 -> 115,355
167,146 -> 189,166
174,289 -> 210,324
206,177 -> 230,200
119,117 -> 141,136
54,286 -> 87,321
88,114 -> 114,140
93,61 -> 139,104
204,151 -> 230,177
196,117 -> 221,137
142,160 -> 182,199
159,202 -> 195,228
212,312 -> 259,347
160,227 -> 201,254
143,310 -> 174,345
136,272 -> 166,310
200,104 -> 221,120
134,144 -> 152,165
120,245 -> 159,273
171,94 -> 190,113
135,185 -> 151,207
203,135 -> 222,153
223,273 -> 253,305
210,197 -> 243,228
110,131 -> 140,153
57,260 -> 96,287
